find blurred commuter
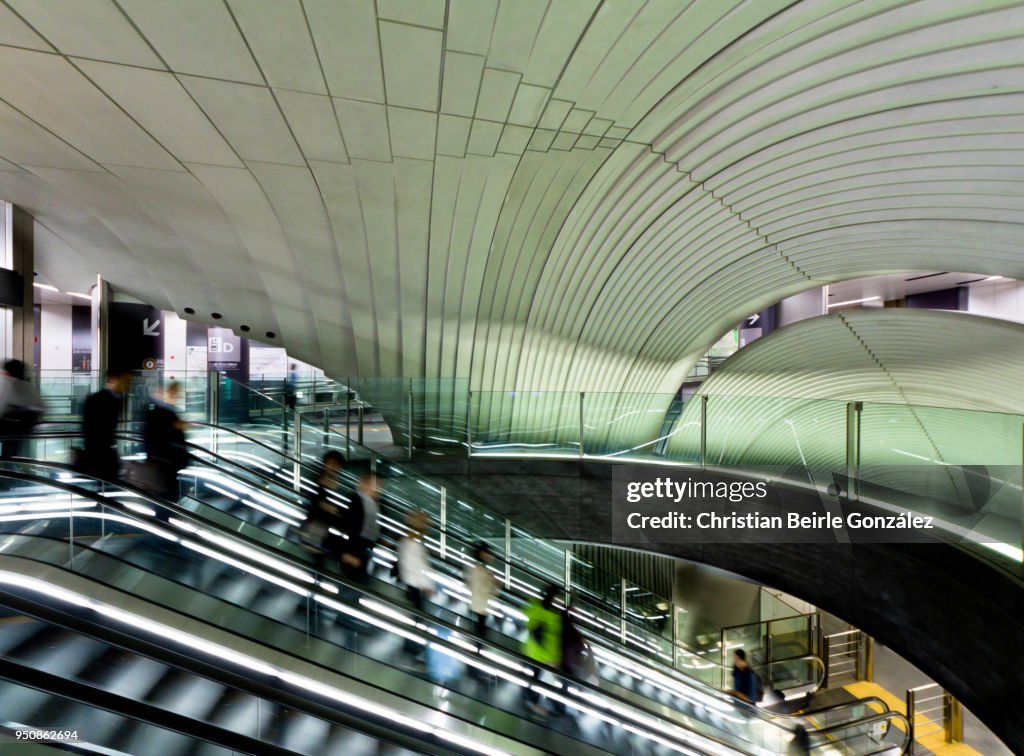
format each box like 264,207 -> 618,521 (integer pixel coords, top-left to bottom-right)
730,648 -> 759,703
398,510 -> 435,611
339,471 -> 379,582
788,724 -> 811,754
521,584 -> 563,717
465,542 -> 500,638
141,382 -> 189,502
398,509 -> 434,659
79,369 -> 133,481
0,359 -> 44,458
561,600 -> 598,685
284,363 -> 299,410
298,450 -> 346,559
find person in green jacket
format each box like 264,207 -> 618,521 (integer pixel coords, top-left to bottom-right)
522,584 -> 563,717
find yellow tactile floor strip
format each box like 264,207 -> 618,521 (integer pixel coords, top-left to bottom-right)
844,681 -> 980,755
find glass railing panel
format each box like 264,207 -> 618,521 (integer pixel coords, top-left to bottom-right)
702,395 -> 847,488
660,397 -> 703,463
859,401 -> 1024,552
582,391 -> 676,460
769,616 -> 813,659
469,391 -> 581,456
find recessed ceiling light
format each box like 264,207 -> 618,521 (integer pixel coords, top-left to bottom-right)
184,307 -> 195,315
211,312 -> 222,319
66,292 -> 92,301
265,331 -> 276,339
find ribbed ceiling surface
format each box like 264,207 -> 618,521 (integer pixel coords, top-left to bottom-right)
694,309 -> 1024,414
1,1 -> 1023,397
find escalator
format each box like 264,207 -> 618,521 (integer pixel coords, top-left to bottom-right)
0,456 -> 910,755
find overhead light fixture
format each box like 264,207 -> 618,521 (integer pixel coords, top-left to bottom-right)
984,275 -> 1004,281
826,296 -> 881,308
32,282 -> 59,292
66,292 -> 92,301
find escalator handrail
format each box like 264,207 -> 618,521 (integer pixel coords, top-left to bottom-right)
808,709 -> 912,755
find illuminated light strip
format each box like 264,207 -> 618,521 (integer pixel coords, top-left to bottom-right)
0,572 -> 511,756
479,650 -> 533,677
0,500 -> 96,515
202,483 -> 240,500
125,502 -> 157,517
190,527 -> 315,585
428,642 -> 530,688
240,498 -> 303,527
313,595 -> 426,646
358,598 -> 417,627
180,540 -> 310,598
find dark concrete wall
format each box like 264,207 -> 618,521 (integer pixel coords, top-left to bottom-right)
409,457 -> 1024,753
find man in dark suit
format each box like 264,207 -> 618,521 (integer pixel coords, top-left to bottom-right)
80,369 -> 133,481
339,472 -> 380,582
143,381 -> 188,501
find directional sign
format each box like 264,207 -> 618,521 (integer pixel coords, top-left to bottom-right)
143,317 -> 161,336
746,313 -> 760,326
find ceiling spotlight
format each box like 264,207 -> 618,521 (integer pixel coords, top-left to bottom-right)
184,307 -> 195,315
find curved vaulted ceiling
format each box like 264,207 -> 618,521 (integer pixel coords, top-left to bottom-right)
1,0 -> 1023,402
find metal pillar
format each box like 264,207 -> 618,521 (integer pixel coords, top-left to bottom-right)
620,578 -> 628,643
407,385 -> 414,460
578,391 -> 585,458
466,391 -> 473,459
864,635 -> 874,682
846,401 -> 863,501
345,388 -> 351,459
7,204 -> 35,365
946,695 -> 963,743
699,395 -> 708,469
504,518 -> 512,589
293,409 -> 302,492
357,404 -> 364,445
564,549 -> 572,593
439,486 -> 447,560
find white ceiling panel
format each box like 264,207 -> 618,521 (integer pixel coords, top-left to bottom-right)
275,90 -> 347,164
0,2 -> 53,50
0,46 -> 178,169
379,21 -> 442,111
334,99 -> 392,162
8,0 -> 162,67
117,0 -> 262,83
76,60 -> 242,167
377,0 -> 446,30
0,100 -> 102,171
387,107 -> 436,161
180,76 -> 303,166
304,0 -> 384,102
440,52 -> 484,118
227,0 -> 325,94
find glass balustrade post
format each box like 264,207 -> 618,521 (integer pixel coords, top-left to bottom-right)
620,578 -> 628,644
579,391 -> 585,458
357,404 -> 364,445
564,549 -> 572,594
466,390 -> 472,459
846,401 -> 862,501
699,395 -> 708,470
504,518 -> 512,589
407,384 -> 414,460
439,486 -> 447,560
322,407 -> 329,446
293,409 -> 302,493
345,388 -> 351,460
